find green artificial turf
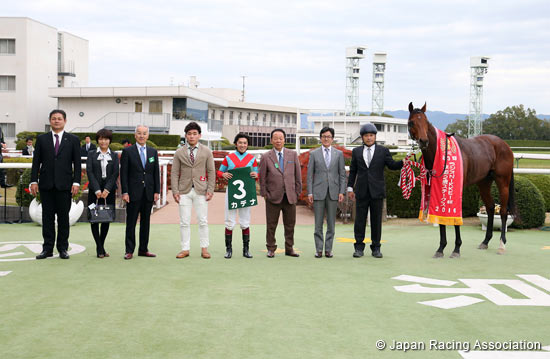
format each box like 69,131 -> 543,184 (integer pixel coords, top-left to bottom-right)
0,222 -> 549,358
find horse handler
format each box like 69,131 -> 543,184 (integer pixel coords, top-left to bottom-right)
347,123 -> 405,259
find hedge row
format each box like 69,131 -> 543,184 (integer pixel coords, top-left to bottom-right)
384,167 -> 480,218
505,140 -> 550,147
488,176 -> 546,229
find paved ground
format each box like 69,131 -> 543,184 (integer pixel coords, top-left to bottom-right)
151,191 -> 315,225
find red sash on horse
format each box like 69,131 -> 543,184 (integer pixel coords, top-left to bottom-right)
419,129 -> 464,226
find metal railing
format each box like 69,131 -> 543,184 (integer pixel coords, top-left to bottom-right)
71,112 -> 171,133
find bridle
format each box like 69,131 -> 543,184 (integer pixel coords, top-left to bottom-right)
407,110 -> 454,179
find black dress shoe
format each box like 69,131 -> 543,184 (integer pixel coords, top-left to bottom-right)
314,251 -> 322,258
36,252 -> 53,260
59,251 -> 70,259
285,251 -> 300,257
325,251 -> 333,258
266,250 -> 275,258
353,250 -> 364,258
372,250 -> 383,258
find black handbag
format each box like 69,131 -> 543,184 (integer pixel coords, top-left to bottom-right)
87,198 -> 115,223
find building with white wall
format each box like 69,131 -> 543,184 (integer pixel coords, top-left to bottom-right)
49,85 -> 299,145
307,111 -> 409,146
0,17 -> 88,145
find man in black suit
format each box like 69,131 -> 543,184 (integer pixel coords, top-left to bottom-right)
347,123 -> 403,259
120,125 -> 160,260
30,110 -> 82,259
80,136 -> 96,157
0,126 -> 7,188
22,137 -> 34,156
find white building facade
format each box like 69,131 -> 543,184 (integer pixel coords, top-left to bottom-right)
0,17 -> 88,144
307,112 -> 409,146
49,86 -> 299,145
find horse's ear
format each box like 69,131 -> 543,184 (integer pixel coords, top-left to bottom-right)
408,102 -> 414,112
421,102 -> 427,113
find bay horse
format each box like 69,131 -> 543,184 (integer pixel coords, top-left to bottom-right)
407,102 -> 516,257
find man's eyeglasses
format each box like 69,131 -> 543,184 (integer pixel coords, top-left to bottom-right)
321,136 -> 333,139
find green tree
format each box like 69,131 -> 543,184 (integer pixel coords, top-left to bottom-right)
445,118 -> 469,137
483,105 -> 543,140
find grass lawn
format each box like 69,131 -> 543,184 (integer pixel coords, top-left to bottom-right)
1,222 -> 549,358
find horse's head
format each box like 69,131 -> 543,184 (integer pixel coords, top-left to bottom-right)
408,102 -> 429,150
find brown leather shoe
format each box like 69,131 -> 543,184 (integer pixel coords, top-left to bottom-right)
267,250 -> 275,258
325,251 -> 333,258
104,253 -> 110,257
138,251 -> 157,257
314,251 -> 322,258
176,250 -> 189,259
201,248 -> 211,259
124,253 -> 133,260
285,250 -> 300,257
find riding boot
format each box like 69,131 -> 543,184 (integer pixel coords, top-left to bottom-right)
243,234 -> 253,258
224,231 -> 232,259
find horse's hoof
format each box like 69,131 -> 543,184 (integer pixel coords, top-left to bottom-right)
433,252 -> 444,258
478,243 -> 488,250
497,248 -> 506,255
450,252 -> 460,258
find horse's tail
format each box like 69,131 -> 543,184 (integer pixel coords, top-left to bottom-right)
508,172 -> 519,220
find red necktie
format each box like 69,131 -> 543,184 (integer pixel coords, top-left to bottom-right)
189,147 -> 195,164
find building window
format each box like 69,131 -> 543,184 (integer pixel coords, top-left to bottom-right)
0,123 -> 16,137
220,110 -> 225,120
211,109 -> 216,120
0,39 -> 15,54
0,76 -> 15,91
399,125 -> 408,133
149,100 -> 163,113
374,123 -> 383,131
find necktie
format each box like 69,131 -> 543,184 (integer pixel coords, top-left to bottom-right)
325,148 -> 330,168
54,134 -> 60,155
367,147 -> 372,167
278,152 -> 284,172
189,147 -> 195,164
140,146 -> 146,168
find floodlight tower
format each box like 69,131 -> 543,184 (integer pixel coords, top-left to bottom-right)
371,52 -> 387,115
345,46 -> 367,116
468,56 -> 489,137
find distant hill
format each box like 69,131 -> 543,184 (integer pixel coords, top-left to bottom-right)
383,110 -> 550,130
301,110 -> 549,131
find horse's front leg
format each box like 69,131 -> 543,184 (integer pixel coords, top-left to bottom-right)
433,224 -> 447,258
450,225 -> 462,258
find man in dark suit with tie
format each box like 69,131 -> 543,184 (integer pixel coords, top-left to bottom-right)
347,123 -> 403,259
30,109 -> 82,259
120,125 -> 160,260
259,128 -> 302,258
0,126 -> 7,189
80,136 -> 97,157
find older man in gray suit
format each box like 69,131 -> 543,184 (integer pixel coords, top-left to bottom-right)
307,127 -> 346,258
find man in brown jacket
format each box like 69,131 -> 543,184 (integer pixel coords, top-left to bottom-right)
171,122 -> 215,259
259,128 -> 302,258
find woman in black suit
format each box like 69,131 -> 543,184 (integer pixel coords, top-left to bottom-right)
86,128 -> 119,258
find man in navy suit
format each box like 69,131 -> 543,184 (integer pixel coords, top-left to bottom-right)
30,110 -> 82,259
120,125 -> 160,260
347,123 -> 403,259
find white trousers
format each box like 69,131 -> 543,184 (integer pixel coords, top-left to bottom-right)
224,192 -> 251,230
179,188 -> 209,250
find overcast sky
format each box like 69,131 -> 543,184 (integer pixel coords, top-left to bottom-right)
6,0 -> 550,114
